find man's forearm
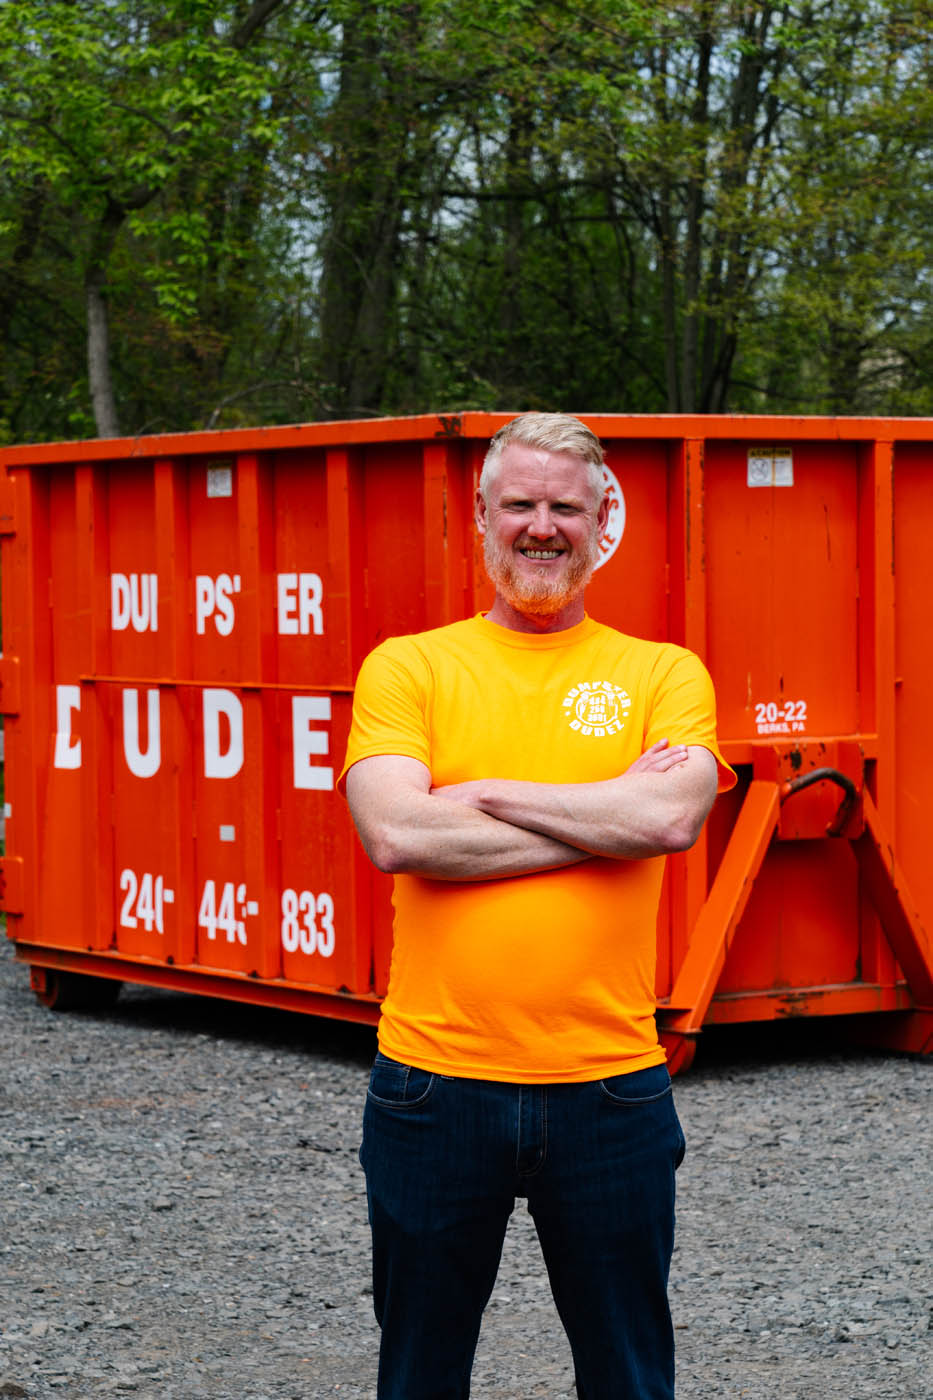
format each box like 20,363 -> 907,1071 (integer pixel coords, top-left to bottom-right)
432,748 -> 718,860
382,796 -> 590,880
462,777 -> 683,857
346,759 -> 590,881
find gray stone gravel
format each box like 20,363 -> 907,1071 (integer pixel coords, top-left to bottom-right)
0,936 -> 930,1399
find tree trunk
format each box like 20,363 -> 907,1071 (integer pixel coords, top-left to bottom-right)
680,11 -> 714,413
319,4 -> 413,415
500,97 -> 533,390
86,274 -> 120,439
697,6 -> 778,412
652,43 -> 681,411
85,201 -> 126,439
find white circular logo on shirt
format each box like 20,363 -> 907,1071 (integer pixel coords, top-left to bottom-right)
595,464 -> 626,571
562,682 -> 631,737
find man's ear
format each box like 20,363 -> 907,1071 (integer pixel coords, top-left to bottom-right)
474,488 -> 487,535
596,492 -> 609,537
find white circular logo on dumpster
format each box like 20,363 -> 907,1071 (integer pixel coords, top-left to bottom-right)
595,464 -> 625,570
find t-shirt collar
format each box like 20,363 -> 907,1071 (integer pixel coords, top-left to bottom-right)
474,612 -> 599,649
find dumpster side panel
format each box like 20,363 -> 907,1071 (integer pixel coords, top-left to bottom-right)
361,445 -> 436,646
704,440 -> 860,741
276,690 -> 370,993
270,447 -> 336,686
40,470 -> 90,951
700,439 -> 864,997
106,460 -> 179,965
894,442 -> 933,934
583,438 -> 671,645
715,838 -> 862,994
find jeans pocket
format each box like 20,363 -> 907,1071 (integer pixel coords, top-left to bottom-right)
367,1052 -> 436,1109
598,1063 -> 673,1106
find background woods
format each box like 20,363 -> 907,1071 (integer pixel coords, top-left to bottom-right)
0,0 -> 930,442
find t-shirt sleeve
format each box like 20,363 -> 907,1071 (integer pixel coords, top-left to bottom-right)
337,641 -> 431,795
643,649 -> 736,792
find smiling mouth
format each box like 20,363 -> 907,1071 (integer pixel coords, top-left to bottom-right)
519,548 -> 563,560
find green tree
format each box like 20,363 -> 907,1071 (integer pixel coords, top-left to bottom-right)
743,0 -> 933,413
0,0 -> 307,438
0,0 -> 929,441
402,0 -> 932,415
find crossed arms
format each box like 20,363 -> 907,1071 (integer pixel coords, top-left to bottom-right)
345,740 -> 719,882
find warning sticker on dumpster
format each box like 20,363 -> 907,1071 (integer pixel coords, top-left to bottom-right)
206,462 -> 233,497
748,446 -> 793,487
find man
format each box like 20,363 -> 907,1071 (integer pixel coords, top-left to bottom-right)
339,412 -> 734,1399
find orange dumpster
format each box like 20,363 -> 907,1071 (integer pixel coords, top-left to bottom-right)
1,413 -> 931,1070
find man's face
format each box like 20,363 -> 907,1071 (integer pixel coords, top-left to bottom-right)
476,442 -> 608,619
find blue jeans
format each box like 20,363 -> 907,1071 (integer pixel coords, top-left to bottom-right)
360,1055 -> 686,1399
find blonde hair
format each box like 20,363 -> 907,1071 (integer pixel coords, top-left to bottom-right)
480,412 -> 606,502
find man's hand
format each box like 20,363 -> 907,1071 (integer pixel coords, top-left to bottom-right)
621,738 -> 690,777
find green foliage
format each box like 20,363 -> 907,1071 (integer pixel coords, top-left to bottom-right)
0,0 -> 318,438
0,0 -> 929,440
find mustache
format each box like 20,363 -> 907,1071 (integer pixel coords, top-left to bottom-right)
514,537 -> 567,552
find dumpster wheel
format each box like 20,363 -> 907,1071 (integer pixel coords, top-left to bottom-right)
30,966 -> 123,1012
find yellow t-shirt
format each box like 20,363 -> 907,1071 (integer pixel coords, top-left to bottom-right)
340,613 -> 735,1082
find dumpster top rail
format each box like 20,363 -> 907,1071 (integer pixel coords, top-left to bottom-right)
1,411 -> 931,470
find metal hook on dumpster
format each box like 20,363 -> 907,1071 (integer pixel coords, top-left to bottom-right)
779,767 -> 859,837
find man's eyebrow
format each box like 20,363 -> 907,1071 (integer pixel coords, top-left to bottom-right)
498,491 -> 588,507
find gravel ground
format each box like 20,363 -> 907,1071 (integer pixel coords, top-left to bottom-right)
1,936 -> 930,1400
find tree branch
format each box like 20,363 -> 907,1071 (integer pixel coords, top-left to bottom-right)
231,0 -> 291,49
